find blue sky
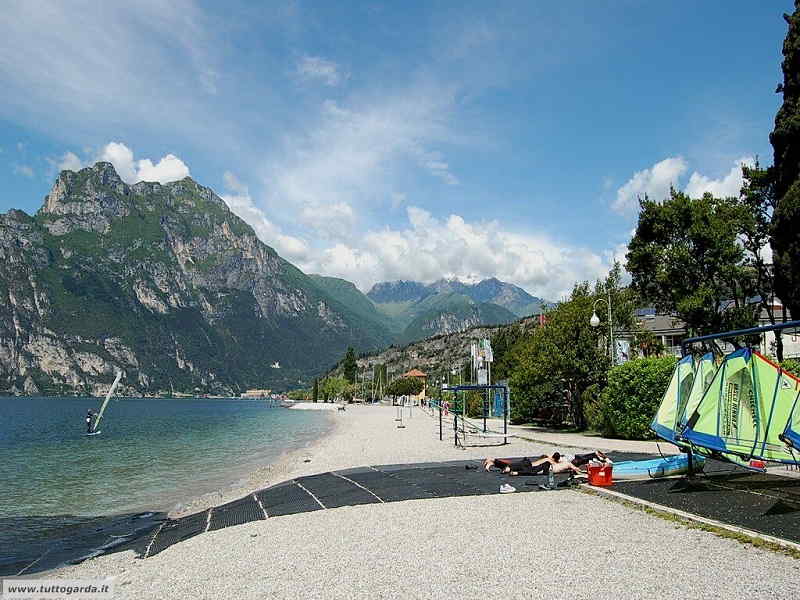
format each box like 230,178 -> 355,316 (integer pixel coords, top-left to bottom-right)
0,1 -> 792,298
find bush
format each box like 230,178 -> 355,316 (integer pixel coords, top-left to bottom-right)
582,383 -> 611,436
599,356 -> 677,440
781,358 -> 800,378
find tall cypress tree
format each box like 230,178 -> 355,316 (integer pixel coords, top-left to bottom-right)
312,378 -> 319,403
770,3 -> 800,316
342,347 -> 357,384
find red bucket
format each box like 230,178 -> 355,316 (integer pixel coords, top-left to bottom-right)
587,463 -> 613,486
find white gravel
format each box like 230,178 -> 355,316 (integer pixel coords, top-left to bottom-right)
51,405 -> 800,599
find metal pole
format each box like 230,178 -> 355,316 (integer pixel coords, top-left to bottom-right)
439,398 -> 443,441
454,413 -> 459,447
608,286 -> 614,365
503,387 -> 508,445
483,389 -> 487,433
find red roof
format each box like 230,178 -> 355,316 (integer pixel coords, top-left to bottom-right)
402,369 -> 427,378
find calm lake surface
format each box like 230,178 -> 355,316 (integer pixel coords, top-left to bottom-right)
0,396 -> 332,574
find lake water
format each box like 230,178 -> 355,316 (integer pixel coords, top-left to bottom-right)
0,396 -> 333,575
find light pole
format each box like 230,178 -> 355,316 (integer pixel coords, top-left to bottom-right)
590,288 -> 615,364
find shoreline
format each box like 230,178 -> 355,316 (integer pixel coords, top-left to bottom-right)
50,404 -> 800,599
170,409 -> 341,518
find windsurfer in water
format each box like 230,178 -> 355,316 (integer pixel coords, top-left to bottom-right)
86,409 -> 95,433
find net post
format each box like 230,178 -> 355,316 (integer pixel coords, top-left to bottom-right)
454,413 -> 458,447
483,390 -> 487,433
439,399 -> 443,441
504,387 -> 508,445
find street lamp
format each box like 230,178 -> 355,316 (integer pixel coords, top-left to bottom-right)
590,289 -> 615,364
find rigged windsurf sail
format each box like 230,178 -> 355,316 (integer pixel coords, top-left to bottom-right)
650,354 -> 695,445
780,371 -> 800,452
677,352 -> 717,435
91,370 -> 123,433
682,349 -> 800,464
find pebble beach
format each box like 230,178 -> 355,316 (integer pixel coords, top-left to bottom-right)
52,404 -> 800,599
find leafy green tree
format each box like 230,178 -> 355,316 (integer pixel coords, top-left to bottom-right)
627,189 -> 758,337
312,378 -> 319,403
491,322 -> 525,381
386,376 -> 424,397
770,4 -> 800,318
510,282 -> 609,428
342,347 -> 357,384
738,160 -> 787,360
321,376 -> 349,402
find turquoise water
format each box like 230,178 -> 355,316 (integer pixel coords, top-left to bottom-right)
0,396 -> 332,573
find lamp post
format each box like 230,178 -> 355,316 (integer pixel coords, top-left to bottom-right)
590,288 -> 615,364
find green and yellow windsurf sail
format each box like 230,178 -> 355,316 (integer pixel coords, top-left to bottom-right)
683,349 -> 799,464
650,354 -> 695,445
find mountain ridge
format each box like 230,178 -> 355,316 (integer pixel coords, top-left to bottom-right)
0,162 -> 391,396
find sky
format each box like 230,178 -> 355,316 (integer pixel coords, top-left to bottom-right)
0,1 -> 792,300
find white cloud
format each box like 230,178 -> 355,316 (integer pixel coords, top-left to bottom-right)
57,151 -> 83,172
265,88 -> 460,236
96,142 -> 190,184
299,202 -> 355,236
613,157 -> 687,214
685,156 -> 753,199
295,206 -> 612,300
220,171 -> 310,262
13,164 -> 34,177
0,2 -> 221,144
297,56 -> 345,86
135,154 -> 191,184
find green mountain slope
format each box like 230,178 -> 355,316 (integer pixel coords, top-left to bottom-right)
309,275 -> 399,335
0,162 -> 392,396
398,294 -> 517,345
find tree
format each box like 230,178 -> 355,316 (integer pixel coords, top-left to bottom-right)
386,376 -> 424,398
738,160 -> 787,359
312,378 -> 319,403
627,189 -> 758,337
321,376 -> 349,402
491,322 -> 526,381
770,4 -> 800,318
510,282 -> 609,428
342,347 -> 357,384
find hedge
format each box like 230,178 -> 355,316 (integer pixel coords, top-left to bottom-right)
598,356 -> 677,440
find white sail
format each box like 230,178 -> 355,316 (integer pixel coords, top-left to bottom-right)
92,370 -> 123,432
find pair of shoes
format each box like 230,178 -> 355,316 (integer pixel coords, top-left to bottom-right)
465,464 -> 477,470
499,483 -> 516,494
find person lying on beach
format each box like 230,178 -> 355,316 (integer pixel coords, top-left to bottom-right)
484,452 -> 583,476
570,450 -> 609,469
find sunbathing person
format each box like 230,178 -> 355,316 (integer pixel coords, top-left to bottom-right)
484,452 -> 581,476
570,450 -> 609,469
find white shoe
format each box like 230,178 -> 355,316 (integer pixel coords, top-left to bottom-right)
499,484 -> 516,493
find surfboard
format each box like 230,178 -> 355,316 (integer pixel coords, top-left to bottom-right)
611,454 -> 705,480
86,430 -> 102,436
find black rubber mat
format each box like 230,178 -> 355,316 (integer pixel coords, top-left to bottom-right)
208,495 -> 265,531
147,510 -> 208,558
297,473 -> 381,507
256,482 -> 324,517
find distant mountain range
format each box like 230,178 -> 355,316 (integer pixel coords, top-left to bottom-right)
0,161 -> 550,396
310,276 -> 548,347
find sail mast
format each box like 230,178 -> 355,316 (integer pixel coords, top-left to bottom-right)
92,370 -> 123,432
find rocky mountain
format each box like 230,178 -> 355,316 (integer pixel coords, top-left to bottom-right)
0,162 -> 392,396
368,277 -> 547,318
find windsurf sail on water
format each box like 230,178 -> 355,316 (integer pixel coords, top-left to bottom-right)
91,370 -> 123,433
682,349 -> 800,464
650,354 -> 695,445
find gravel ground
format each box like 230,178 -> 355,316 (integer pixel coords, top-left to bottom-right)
51,405 -> 800,599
